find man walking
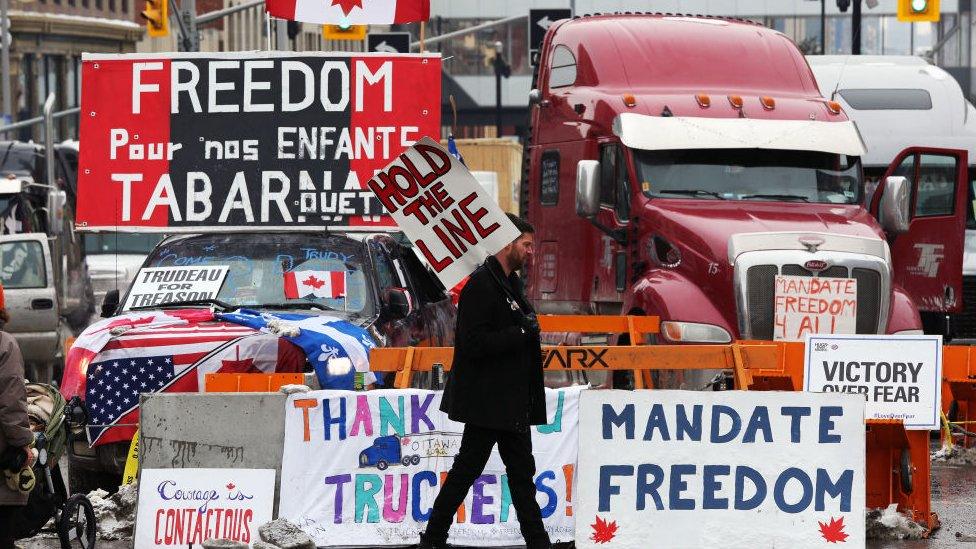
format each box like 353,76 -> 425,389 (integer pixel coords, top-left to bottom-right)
419,214 -> 551,549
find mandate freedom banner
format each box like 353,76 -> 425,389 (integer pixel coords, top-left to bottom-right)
804,334 -> 943,430
576,390 -> 865,548
279,387 -> 582,546
76,52 -> 441,232
134,468 -> 275,548
366,137 -> 520,289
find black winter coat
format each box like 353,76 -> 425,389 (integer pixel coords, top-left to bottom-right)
440,257 -> 547,432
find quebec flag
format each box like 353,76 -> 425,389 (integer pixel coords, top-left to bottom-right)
218,310 -> 378,389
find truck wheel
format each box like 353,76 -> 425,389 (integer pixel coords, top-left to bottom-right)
377,460 -> 388,471
68,458 -> 120,495
401,456 -> 412,466
410,455 -> 421,465
900,448 -> 914,494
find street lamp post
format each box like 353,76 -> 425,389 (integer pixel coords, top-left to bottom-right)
492,41 -> 510,138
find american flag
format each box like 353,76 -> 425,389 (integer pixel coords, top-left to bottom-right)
78,317 -> 305,446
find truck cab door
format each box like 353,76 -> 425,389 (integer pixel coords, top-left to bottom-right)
591,141 -> 631,305
873,147 -> 968,313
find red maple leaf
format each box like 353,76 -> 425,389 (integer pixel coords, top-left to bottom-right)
589,516 -> 618,544
819,516 -> 849,543
303,275 -> 326,289
331,0 -> 363,16
226,483 -> 236,491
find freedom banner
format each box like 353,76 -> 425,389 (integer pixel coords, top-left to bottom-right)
804,334 -> 943,430
77,52 -> 441,232
279,387 -> 582,546
576,390 -> 865,548
134,468 -> 275,548
366,137 -> 520,289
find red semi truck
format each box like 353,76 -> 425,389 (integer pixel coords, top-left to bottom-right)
523,14 -> 968,387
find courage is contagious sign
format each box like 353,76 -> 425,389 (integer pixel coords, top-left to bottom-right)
76,52 -> 441,232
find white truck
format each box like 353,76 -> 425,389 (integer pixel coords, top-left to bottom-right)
809,55 -> 976,340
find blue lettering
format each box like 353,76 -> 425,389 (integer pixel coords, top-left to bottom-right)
598,465 -> 633,512
675,404 -> 702,441
742,406 -> 773,443
643,403 -> 670,441
323,398 -> 347,441
819,406 -> 843,443
702,465 -> 731,510
734,466 -> 767,510
534,471 -> 558,518
710,405 -> 741,443
636,464 -> 664,511
602,403 -> 635,440
816,468 -> 853,512
411,471 -> 437,521
781,407 -> 811,443
668,464 -> 696,510
774,467 -> 813,514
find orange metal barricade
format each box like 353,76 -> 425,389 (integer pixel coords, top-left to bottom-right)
942,345 -> 976,448
369,316 -> 939,532
204,372 -> 304,392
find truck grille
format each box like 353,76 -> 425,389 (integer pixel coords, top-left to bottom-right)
744,263 -> 882,339
954,276 -> 976,338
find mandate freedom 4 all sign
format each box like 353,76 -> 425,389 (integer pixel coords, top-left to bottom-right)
774,275 -> 857,341
134,468 -> 275,548
123,266 -> 229,310
804,334 -> 943,430
366,137 -> 520,289
77,52 -> 441,232
576,390 -> 865,548
278,388 -> 581,546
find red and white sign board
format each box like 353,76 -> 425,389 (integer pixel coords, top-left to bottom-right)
266,0 -> 430,24
135,468 -> 275,547
774,275 -> 857,341
366,137 -> 520,289
76,52 -> 440,232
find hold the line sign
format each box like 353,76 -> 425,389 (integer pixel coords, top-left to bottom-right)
366,137 -> 520,289
804,334 -> 942,430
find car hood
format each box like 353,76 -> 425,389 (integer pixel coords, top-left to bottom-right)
643,199 -> 885,265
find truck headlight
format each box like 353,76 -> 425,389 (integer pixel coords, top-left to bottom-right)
661,321 -> 732,343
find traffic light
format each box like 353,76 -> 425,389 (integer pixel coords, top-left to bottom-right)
141,0 -> 168,37
897,0 -> 940,22
322,24 -> 367,41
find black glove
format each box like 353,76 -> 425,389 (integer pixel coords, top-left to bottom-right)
521,313 -> 540,338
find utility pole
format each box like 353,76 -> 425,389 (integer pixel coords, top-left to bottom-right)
852,0 -> 861,54
1,0 -> 10,126
492,41 -> 510,138
820,0 -> 826,54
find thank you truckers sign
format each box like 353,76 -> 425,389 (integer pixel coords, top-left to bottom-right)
76,52 -> 441,231
804,334 -> 943,430
576,390 -> 865,548
366,137 -> 520,289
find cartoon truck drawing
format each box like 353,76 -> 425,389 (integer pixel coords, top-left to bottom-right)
358,432 -> 463,470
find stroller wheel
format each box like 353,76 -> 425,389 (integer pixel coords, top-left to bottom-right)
57,494 -> 97,549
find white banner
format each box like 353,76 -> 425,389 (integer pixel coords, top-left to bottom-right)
804,334 -> 943,430
576,390 -> 865,548
134,468 -> 275,548
124,266 -> 229,310
366,137 -> 520,289
774,275 -> 857,341
279,387 -> 582,546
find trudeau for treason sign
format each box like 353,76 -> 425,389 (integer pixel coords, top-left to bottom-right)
76,52 -> 441,232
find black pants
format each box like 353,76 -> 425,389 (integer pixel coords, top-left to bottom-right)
424,423 -> 551,547
0,504 -> 20,549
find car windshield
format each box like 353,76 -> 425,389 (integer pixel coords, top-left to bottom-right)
0,144 -> 40,176
129,233 -> 373,317
85,233 -> 164,255
636,149 -> 863,204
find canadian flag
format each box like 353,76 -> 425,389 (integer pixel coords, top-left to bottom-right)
266,0 -> 429,24
283,271 -> 347,299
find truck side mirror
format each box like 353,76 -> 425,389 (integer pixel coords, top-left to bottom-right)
45,189 -> 66,236
576,160 -> 600,218
382,288 -> 412,320
879,176 -> 910,234
101,289 -> 120,318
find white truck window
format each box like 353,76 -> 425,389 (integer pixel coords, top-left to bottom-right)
838,89 -> 933,110
0,240 -> 45,288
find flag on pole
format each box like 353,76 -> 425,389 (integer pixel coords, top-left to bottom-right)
283,270 -> 346,299
266,0 -> 430,24
447,134 -> 466,166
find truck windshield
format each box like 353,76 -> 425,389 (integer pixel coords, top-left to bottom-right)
85,233 -> 164,255
0,240 -> 45,289
132,233 -> 374,317
636,149 -> 863,205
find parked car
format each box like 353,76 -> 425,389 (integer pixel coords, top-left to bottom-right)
83,232 -> 164,309
61,230 -> 456,492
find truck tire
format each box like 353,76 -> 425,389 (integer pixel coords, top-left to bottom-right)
377,460 -> 388,471
401,456 -> 412,466
410,455 -> 421,465
68,458 -> 120,496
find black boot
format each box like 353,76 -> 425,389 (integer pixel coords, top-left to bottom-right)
415,532 -> 448,549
